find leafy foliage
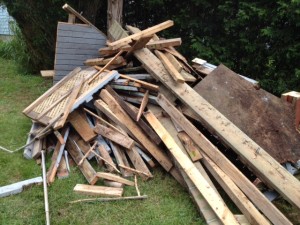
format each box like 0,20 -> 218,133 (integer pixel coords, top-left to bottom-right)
1,0 -> 300,95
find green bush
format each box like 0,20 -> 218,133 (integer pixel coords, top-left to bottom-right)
0,23 -> 31,73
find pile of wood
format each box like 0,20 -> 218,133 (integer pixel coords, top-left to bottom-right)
21,6 -> 300,225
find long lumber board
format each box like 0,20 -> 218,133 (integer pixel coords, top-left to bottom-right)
143,111 -> 239,225
133,46 -> 300,209
156,94 -> 292,225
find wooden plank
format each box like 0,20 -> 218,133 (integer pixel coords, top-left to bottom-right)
136,90 -> 149,121
88,51 -> 123,84
119,74 -> 159,91
68,13 -> 75,23
177,132 -> 202,162
62,4 -> 106,36
97,145 -> 116,172
68,109 -> 97,142
125,146 -> 153,180
95,89 -> 173,171
125,35 -> 153,59
154,50 -> 185,83
143,110 -> 239,225
0,177 -> 43,198
31,138 -> 43,159
85,56 -> 124,66
68,131 -> 94,159
180,70 -> 197,82
109,141 -> 133,177
164,51 -> 183,72
47,127 -> 70,183
96,172 -> 134,186
179,160 -> 222,225
66,137 -> 98,185
107,20 -> 174,50
57,156 -> 69,179
146,38 -> 182,50
40,70 -> 54,78
94,124 -> 134,149
156,94 -> 293,225
74,184 -> 123,197
202,155 -> 271,225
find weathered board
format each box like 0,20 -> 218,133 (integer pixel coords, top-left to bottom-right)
194,64 -> 300,163
54,22 -> 106,83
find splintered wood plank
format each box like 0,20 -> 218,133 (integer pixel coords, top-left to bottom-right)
94,124 -> 134,149
156,94 -> 292,225
96,172 -> 134,186
109,141 -> 133,177
31,138 -> 43,159
85,56 -> 124,66
68,131 -> 94,160
105,86 -> 160,145
74,184 -> 123,197
154,50 -> 185,83
57,156 -> 69,179
136,90 -> 149,121
107,20 -> 174,50
125,35 -> 153,59
119,74 -> 159,91
68,109 -> 97,142
95,89 -> 173,172
202,155 -> 271,225
177,132 -> 202,162
143,110 -> 239,225
66,138 -> 98,185
97,145 -> 116,172
125,146 -> 153,180
40,70 -> 55,78
164,52 -> 183,72
146,38 -> 182,50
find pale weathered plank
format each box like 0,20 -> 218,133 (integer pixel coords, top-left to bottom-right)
74,184 -> 123,197
143,110 -> 239,225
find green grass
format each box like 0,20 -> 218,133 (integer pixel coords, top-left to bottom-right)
0,58 -> 203,225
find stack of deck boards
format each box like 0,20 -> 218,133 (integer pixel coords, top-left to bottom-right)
21,17 -> 300,225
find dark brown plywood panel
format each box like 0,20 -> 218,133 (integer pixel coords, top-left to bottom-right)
194,64 -> 300,163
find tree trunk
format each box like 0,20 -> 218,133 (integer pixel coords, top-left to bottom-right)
107,0 -> 123,37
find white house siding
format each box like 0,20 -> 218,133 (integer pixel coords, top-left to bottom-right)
0,6 -> 14,35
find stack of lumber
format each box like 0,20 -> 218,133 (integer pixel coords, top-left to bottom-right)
21,14 -> 300,225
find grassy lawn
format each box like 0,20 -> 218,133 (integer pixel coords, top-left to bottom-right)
0,58 -> 204,225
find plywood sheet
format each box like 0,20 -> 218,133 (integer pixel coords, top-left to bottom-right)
194,64 -> 300,163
